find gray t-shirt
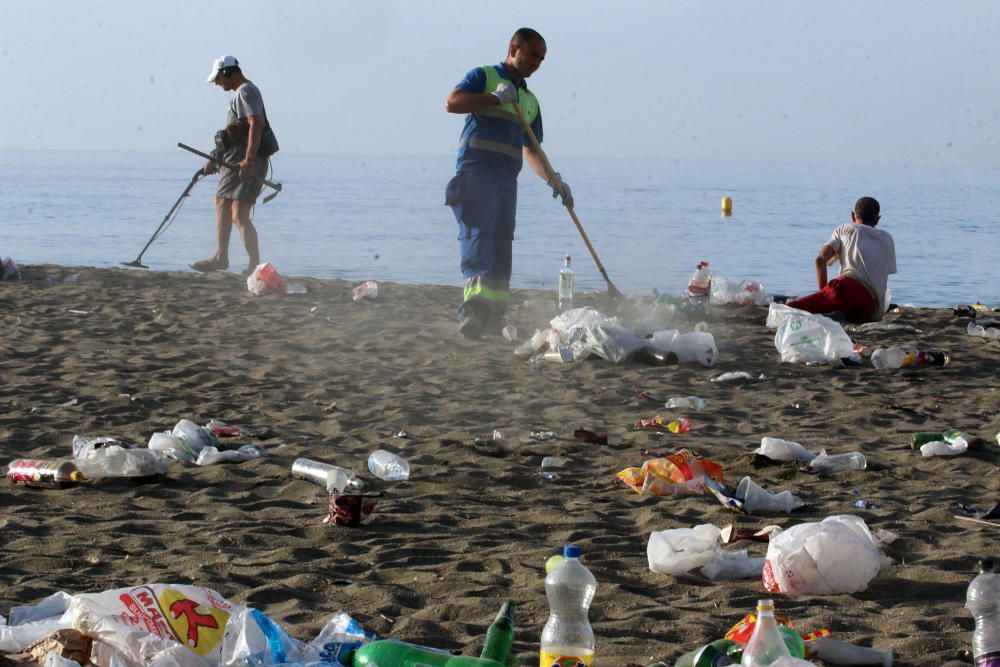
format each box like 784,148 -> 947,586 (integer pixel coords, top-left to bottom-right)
226,81 -> 266,126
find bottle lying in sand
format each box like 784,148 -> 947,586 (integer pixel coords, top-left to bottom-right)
870,346 -> 949,369
368,449 -> 410,481
7,459 -> 85,488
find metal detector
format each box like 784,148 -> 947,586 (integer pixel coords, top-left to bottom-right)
121,169 -> 203,269
177,142 -> 283,203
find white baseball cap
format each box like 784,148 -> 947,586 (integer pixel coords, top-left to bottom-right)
206,55 -> 239,82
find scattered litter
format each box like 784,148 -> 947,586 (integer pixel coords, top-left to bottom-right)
74,445 -> 170,479
246,262 -> 286,295
368,449 -> 410,481
853,499 -> 880,510
573,428 -> 608,445
502,325 -> 518,342
196,444 -> 267,466
0,584 -> 373,665
292,457 -> 362,493
530,430 -> 556,441
755,437 -> 816,463
801,450 -> 867,474
207,419 -> 254,438
285,283 -> 307,294
711,371 -> 765,383
326,493 -> 381,527
68,309 -> 88,315
770,303 -> 855,365
968,321 -> 1000,340
57,398 -> 79,407
352,280 -> 378,301
633,416 -> 690,433
663,396 -> 707,411
763,515 -> 883,595
920,440 -> 968,457
647,523 -> 764,579
846,321 -> 922,333
617,449 -> 723,496
541,456 -> 569,469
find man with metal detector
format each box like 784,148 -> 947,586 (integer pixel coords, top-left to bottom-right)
445,28 -> 573,339
192,55 -> 278,277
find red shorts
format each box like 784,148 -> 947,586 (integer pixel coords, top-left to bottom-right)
787,276 -> 876,323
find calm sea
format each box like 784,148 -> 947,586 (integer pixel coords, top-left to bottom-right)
2,149 -> 997,307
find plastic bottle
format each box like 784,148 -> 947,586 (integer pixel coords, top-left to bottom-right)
741,599 -> 791,666
804,450 -> 866,474
664,396 -> 708,411
292,458 -> 360,492
74,446 -> 171,479
368,449 -> 410,481
687,261 -> 711,299
7,459 -> 85,488
540,545 -> 596,667
669,332 -> 718,366
353,640 -> 503,667
870,346 -> 950,369
479,601 -> 515,664
966,559 -> 1000,667
558,255 -> 575,312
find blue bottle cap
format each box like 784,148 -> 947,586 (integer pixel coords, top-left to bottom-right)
563,545 -> 581,558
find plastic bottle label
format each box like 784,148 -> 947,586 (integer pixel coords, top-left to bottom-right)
976,652 -> 1000,667
539,651 -> 593,667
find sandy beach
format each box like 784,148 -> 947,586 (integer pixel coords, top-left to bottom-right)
1,265 -> 999,666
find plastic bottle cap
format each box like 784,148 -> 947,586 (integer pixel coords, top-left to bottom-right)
562,545 -> 581,558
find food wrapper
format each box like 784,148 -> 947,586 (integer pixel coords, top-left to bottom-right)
616,449 -> 724,496
725,611 -> 829,645
325,493 -> 381,527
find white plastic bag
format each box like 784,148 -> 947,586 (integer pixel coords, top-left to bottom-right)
773,311 -> 854,365
755,437 -> 816,463
700,550 -> 765,580
736,476 -> 804,514
246,262 -> 286,296
763,515 -> 881,595
195,444 -> 268,466
172,419 -> 219,452
647,524 -> 722,575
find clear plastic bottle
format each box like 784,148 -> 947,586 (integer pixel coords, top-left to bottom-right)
7,459 -> 85,488
805,450 -> 867,474
664,396 -> 708,411
967,559 -> 1000,667
741,599 -> 791,666
292,457 -> 360,492
871,346 -> 950,369
687,261 -> 711,299
368,449 -> 410,481
558,255 -> 575,312
539,545 -> 596,667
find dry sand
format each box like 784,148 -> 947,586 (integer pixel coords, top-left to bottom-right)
1,265 -> 999,666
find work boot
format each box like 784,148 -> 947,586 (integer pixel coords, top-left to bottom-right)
459,313 -> 482,340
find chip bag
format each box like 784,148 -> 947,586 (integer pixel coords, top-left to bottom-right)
616,449 -> 724,495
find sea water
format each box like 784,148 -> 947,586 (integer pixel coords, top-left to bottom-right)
1,149 -> 998,307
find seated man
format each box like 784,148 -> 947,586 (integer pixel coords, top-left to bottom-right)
787,196 -> 896,323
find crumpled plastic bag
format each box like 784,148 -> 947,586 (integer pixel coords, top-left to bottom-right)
551,307 -> 647,363
769,304 -> 854,365
74,445 -> 171,479
1,584 -> 371,667
246,262 -> 286,296
763,515 -> 882,595
195,444 -> 267,466
647,524 -> 763,579
710,275 -> 769,306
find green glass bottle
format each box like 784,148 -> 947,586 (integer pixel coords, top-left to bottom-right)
480,601 -> 516,664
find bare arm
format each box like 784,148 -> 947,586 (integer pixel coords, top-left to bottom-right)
523,143 -> 551,183
445,88 -> 501,114
814,245 -> 836,289
239,115 -> 264,179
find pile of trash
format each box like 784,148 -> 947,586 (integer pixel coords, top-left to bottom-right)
0,583 -> 372,667
514,307 -> 718,366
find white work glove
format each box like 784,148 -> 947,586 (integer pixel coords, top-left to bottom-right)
548,172 -> 574,208
492,82 -> 519,105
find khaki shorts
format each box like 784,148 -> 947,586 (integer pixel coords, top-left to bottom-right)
216,147 -> 270,203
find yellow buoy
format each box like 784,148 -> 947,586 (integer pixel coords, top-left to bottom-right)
721,196 -> 733,216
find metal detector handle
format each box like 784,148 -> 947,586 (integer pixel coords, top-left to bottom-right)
510,102 -> 622,298
177,142 -> 283,202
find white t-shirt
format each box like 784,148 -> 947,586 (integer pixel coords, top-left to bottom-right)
824,222 -> 897,311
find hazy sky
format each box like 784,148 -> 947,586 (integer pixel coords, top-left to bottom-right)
3,1 -> 998,165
